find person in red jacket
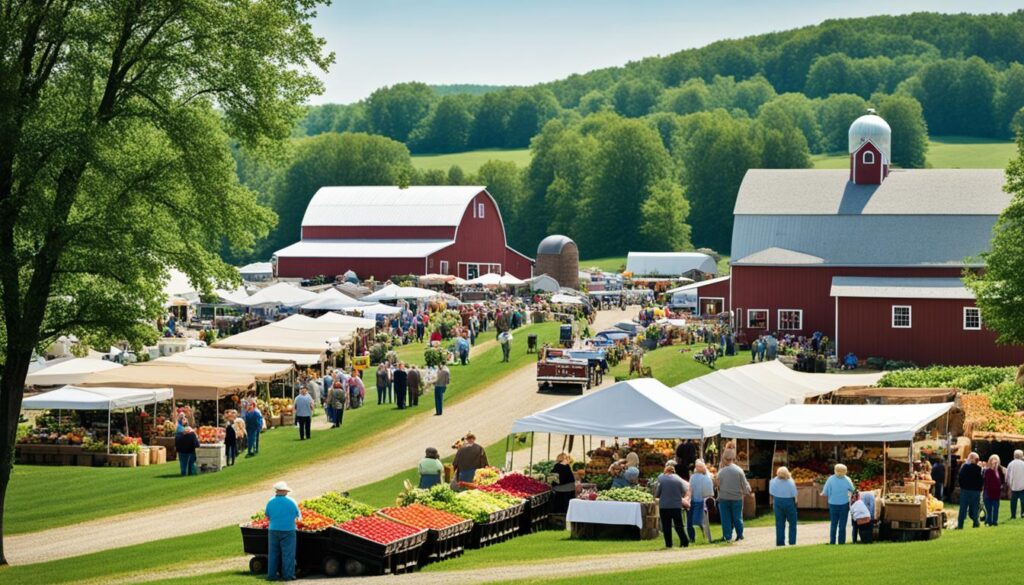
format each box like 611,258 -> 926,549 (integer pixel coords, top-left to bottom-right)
983,454 -> 1006,526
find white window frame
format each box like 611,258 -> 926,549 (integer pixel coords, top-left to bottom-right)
963,307 -> 981,331
863,151 -> 875,165
477,203 -> 485,219
892,305 -> 912,329
747,308 -> 769,330
699,296 -> 725,316
439,260 -> 449,275
777,309 -> 803,331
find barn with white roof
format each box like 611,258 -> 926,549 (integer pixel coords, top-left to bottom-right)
273,186 -> 533,280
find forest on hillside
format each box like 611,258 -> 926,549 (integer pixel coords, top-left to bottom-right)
238,12 -> 1024,262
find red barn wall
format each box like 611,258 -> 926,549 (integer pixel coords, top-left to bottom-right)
851,142 -> 884,185
276,257 -> 425,280
696,279 -> 731,311
504,248 -> 535,280
301,226 -> 456,240
428,192 -> 532,279
836,297 -> 1024,366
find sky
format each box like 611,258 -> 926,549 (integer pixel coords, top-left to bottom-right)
310,0 -> 1023,104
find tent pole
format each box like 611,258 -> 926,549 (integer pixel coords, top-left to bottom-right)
547,433 -> 551,461
529,432 -> 534,471
505,434 -> 511,472
883,442 -> 887,496
106,404 -> 111,454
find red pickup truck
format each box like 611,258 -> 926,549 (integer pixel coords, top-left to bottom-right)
537,348 -> 590,394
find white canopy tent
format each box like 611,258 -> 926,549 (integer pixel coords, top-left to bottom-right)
550,293 -> 584,305
671,360 -> 883,421
25,358 -> 123,387
315,312 -> 378,329
363,284 -> 441,302
352,303 -> 403,318
23,385 -> 173,454
155,354 -> 294,381
300,288 -> 373,311
499,272 -> 526,286
239,282 -> 318,308
720,403 -> 954,443
466,272 -> 503,286
178,346 -> 323,366
511,378 -> 728,439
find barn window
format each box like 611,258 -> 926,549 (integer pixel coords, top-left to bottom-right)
477,203 -> 485,219
963,307 -> 981,330
863,151 -> 875,164
440,260 -> 449,275
747,309 -> 768,330
778,309 -> 803,331
892,305 -> 911,328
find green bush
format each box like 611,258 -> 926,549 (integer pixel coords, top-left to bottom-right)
424,346 -> 447,368
988,382 -> 1024,413
368,343 -> 387,365
877,366 -> 1016,391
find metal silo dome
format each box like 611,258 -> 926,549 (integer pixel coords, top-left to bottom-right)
848,109 -> 891,162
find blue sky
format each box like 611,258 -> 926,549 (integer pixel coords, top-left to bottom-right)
311,0 -> 1022,104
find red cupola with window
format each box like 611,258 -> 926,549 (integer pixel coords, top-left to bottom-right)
848,109 -> 891,185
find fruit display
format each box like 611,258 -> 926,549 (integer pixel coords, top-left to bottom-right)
492,473 -> 551,495
196,426 -> 225,444
789,467 -> 825,485
379,503 -> 468,529
475,484 -> 530,499
246,507 -> 336,532
927,494 -> 945,514
269,398 -> 293,414
403,484 -> 521,523
472,466 -> 501,486
884,493 -> 923,504
301,492 -> 376,523
596,487 -> 654,503
17,426 -> 92,445
855,477 -> 883,492
337,515 -> 423,545
961,394 -> 1024,434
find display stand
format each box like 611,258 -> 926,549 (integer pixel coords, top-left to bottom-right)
196,443 -> 226,472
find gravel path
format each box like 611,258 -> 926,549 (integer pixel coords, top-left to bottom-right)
99,522 -> 833,585
6,309 -> 630,565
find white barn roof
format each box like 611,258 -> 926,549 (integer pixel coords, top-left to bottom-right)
274,239 -> 453,259
301,186 -> 487,228
626,252 -> 717,276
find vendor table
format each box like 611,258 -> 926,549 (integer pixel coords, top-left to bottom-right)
566,500 -> 659,540
196,443 -> 226,472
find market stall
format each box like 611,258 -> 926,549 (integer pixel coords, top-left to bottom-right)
300,288 -> 374,312
721,403 -> 953,540
24,358 -> 123,388
19,385 -> 172,467
177,346 -> 324,367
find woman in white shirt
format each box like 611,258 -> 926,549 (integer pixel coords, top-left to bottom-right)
769,466 -> 798,546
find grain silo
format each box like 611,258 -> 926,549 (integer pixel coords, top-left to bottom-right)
535,235 -> 579,290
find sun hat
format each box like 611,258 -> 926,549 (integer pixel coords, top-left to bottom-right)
273,481 -> 292,493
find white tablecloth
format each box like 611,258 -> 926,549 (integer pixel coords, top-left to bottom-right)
566,499 -> 643,528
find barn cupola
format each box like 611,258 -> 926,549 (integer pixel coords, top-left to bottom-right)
848,109 -> 891,185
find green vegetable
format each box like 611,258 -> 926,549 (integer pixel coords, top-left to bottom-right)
877,366 -> 1015,392
596,487 -> 654,503
301,492 -> 375,523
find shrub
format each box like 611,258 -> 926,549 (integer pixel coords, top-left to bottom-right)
877,366 -> 1016,391
988,382 -> 1024,413
424,346 -> 448,368
368,343 -> 387,365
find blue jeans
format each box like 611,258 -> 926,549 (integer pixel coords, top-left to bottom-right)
434,386 -> 445,415
419,474 -> 441,489
829,503 -> 850,544
457,469 -> 475,484
267,530 -> 297,580
686,501 -> 708,543
774,497 -> 797,546
246,426 -> 260,455
178,453 -> 196,476
984,496 -> 1000,525
1011,490 -> 1024,519
718,499 -> 744,541
958,489 -> 981,528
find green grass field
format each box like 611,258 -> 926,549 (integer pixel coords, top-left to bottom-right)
5,321 -> 565,535
411,148 -> 532,173
609,343 -> 749,387
812,135 -> 1016,169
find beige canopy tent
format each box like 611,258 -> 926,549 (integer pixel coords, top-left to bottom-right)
213,325 -> 341,353
25,358 -> 123,387
179,346 -> 323,366
154,354 -> 294,381
81,362 -> 254,400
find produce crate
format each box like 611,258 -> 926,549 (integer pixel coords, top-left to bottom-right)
149,445 -> 167,465
152,436 -> 177,461
519,490 -> 553,535
884,499 -> 928,523
467,502 -> 526,549
327,524 -> 428,576
240,525 -> 333,576
378,511 -> 474,565
196,443 -> 226,472
106,453 -> 137,468
137,447 -> 150,467
281,413 -> 295,426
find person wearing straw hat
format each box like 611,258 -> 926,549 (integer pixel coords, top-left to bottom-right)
265,481 -> 300,581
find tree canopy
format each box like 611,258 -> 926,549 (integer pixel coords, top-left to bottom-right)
0,1 -> 331,564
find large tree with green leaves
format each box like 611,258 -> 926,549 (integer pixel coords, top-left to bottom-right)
0,1 -> 331,564
965,137 -> 1024,350
874,93 -> 928,168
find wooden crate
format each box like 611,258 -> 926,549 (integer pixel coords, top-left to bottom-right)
149,445 -> 167,465
196,443 -> 226,472
137,447 -> 150,467
884,500 -> 927,523
107,453 -> 137,468
152,436 -> 177,461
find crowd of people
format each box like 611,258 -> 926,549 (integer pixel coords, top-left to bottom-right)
956,450 -> 1024,528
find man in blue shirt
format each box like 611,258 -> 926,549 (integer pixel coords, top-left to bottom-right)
265,481 -> 300,581
293,387 -> 314,441
244,403 -> 263,456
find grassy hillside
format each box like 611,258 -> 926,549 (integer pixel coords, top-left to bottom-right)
812,136 -> 1016,169
411,148 -> 532,173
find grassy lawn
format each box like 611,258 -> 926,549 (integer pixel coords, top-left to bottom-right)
411,148 -> 532,173
512,520 -> 1024,585
5,322 -> 564,535
610,343 -> 750,387
812,135 -> 1015,169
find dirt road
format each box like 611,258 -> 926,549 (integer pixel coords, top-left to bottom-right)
6,308 -> 631,565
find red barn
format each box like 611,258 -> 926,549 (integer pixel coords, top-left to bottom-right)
727,111 -> 1024,366
273,186 -> 533,280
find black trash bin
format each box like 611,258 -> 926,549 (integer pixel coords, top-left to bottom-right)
527,334 -> 538,353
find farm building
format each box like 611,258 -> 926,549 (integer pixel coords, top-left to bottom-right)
667,275 -> 731,316
535,235 -> 579,289
274,186 -> 533,280
727,111 -> 1024,366
625,252 -> 717,278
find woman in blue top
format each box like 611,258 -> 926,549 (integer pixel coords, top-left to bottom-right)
821,463 -> 855,544
687,459 -> 715,543
770,466 -> 799,546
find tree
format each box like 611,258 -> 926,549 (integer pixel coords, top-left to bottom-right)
408,96 -> 473,153
816,93 -> 868,153
578,90 -> 612,115
364,82 -> 435,143
476,161 -> 526,248
263,133 -> 412,257
874,94 -> 928,168
0,1 -> 329,564
639,180 -> 692,251
758,93 -> 821,153
732,75 -> 777,116
657,79 -> 711,115
611,78 -> 662,118
964,137 -> 1024,348
469,91 -> 511,149
997,63 -> 1024,137
805,53 -> 863,98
